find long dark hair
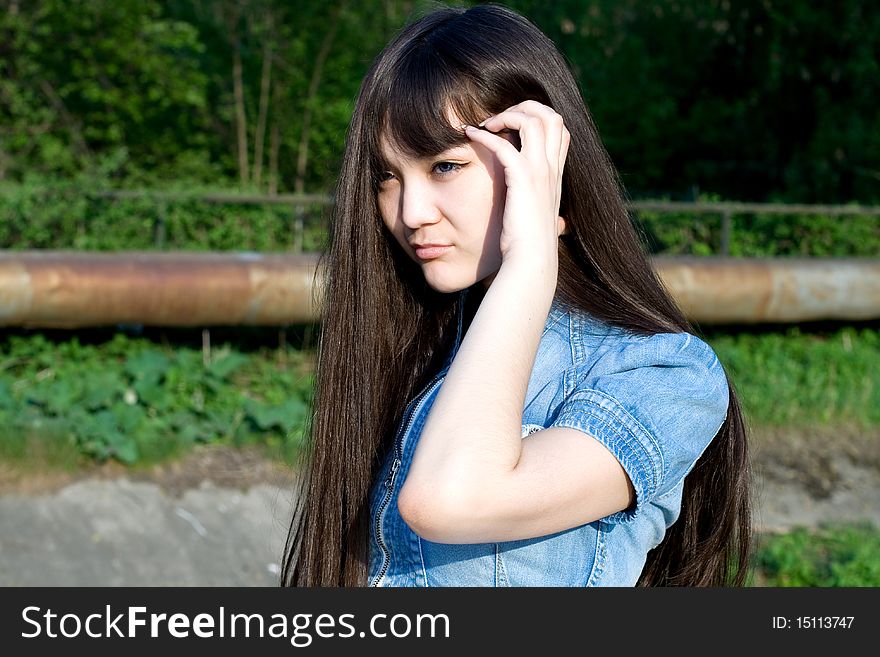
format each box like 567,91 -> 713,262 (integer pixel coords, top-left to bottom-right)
281,3 -> 751,587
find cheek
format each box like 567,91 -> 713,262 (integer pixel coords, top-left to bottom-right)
480,165 -> 506,238
377,193 -> 393,230
460,171 -> 503,229
466,143 -> 507,231
378,193 -> 403,239
490,161 -> 506,208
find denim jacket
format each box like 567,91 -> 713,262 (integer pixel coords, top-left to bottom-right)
368,290 -> 730,587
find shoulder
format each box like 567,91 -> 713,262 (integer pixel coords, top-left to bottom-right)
550,305 -> 729,521
558,303 -> 727,400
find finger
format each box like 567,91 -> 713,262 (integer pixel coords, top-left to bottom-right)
487,103 -> 569,219
486,127 -> 521,151
489,101 -> 565,168
462,124 -> 522,173
557,216 -> 568,237
479,110 -> 548,170
523,102 -> 565,172
557,127 -> 570,214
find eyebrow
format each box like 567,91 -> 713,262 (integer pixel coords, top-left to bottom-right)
380,141 -> 471,167
431,143 -> 471,157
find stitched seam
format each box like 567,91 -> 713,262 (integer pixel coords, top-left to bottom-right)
562,388 -> 665,485
569,312 -> 581,363
417,536 -> 428,587
585,524 -> 605,586
494,544 -> 509,587
555,410 -> 650,492
542,303 -> 566,338
553,405 -> 659,502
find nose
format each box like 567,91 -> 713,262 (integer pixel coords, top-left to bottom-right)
399,181 -> 442,230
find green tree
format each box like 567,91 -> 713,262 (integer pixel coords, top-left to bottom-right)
0,0 -> 214,182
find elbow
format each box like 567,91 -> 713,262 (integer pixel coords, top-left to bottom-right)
397,478 -> 477,543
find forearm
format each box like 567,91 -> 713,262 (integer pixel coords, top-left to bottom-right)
406,260 -> 557,493
398,100 -> 569,531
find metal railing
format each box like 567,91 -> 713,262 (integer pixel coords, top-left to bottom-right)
1,191 -> 873,327
628,200 -> 880,256
91,190 -> 331,253
91,190 -> 880,256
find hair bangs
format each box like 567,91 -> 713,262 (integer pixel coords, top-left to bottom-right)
377,48 -> 488,162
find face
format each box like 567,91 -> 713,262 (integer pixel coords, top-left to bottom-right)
376,128 -> 506,293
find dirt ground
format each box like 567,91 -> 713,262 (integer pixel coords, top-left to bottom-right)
0,428 -> 877,586
747,425 -> 880,532
0,444 -> 289,497
2,425 -> 878,532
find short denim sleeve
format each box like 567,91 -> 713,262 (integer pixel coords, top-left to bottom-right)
550,331 -> 729,526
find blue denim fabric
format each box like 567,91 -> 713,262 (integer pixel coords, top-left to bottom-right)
368,290 -> 730,587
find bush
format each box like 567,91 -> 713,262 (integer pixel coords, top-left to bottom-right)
751,524 -> 880,587
0,180 -> 328,252
0,330 -> 314,466
3,181 -> 879,256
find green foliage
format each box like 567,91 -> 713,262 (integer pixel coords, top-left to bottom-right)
2,323 -> 880,466
0,0 -> 216,182
752,524 -> 880,586
1,179 -> 876,255
511,0 -> 880,203
728,211 -> 880,257
0,332 -> 314,465
0,179 -> 328,251
635,195 -> 880,256
2,1 -> 879,202
705,325 -> 880,429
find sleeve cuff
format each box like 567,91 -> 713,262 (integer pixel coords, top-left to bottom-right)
551,388 -> 664,526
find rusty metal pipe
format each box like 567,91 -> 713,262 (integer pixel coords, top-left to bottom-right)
655,256 -> 880,324
0,251 -> 322,328
0,252 -> 878,327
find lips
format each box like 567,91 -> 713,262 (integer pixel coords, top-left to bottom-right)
410,243 -> 452,260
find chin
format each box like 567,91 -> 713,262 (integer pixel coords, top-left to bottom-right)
422,269 -> 472,294
422,261 -> 500,294
424,279 -> 469,294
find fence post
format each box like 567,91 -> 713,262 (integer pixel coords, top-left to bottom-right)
202,328 -> 211,366
292,203 -> 304,253
154,199 -> 168,249
720,210 -> 732,256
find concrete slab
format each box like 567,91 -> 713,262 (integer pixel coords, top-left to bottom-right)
0,447 -> 877,586
0,478 -> 294,586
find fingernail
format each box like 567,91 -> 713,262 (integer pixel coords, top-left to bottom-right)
463,125 -> 477,133
478,116 -> 492,127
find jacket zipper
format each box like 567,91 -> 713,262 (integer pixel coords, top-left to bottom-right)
370,374 -> 445,587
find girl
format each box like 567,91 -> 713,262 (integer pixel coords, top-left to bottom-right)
282,3 -> 751,587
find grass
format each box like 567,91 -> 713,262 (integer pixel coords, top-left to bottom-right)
0,423 -> 84,475
0,327 -> 315,469
0,325 -> 878,585
702,322 -> 880,431
750,523 -> 880,587
2,321 -> 878,467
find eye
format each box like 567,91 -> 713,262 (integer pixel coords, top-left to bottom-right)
432,161 -> 463,176
376,170 -> 395,185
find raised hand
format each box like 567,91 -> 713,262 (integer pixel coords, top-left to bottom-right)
464,100 -> 569,278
